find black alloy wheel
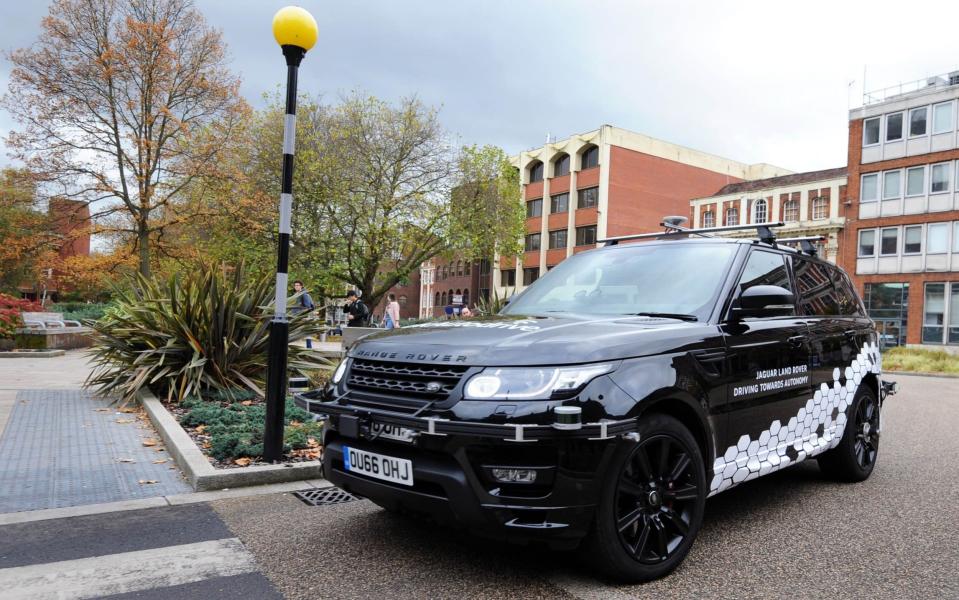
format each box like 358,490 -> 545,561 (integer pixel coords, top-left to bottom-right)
853,391 -> 880,469
817,386 -> 880,482
615,435 -> 699,564
583,413 -> 706,583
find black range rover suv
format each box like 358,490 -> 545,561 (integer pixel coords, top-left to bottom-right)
296,221 -> 893,582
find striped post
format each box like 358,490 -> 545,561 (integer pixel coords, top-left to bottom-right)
263,44 -> 307,462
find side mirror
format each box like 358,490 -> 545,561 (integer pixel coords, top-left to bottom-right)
732,285 -> 795,319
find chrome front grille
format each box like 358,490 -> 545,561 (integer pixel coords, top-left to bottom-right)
346,358 -> 469,403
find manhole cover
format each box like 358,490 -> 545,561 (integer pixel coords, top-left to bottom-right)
294,487 -> 362,506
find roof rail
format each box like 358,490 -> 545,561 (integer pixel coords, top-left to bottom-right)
599,221 -> 786,246
776,235 -> 827,257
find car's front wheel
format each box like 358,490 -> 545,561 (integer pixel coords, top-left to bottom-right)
582,413 -> 706,583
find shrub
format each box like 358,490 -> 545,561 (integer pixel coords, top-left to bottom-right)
86,263 -> 332,403
0,294 -> 43,339
883,346 -> 959,374
50,302 -> 111,323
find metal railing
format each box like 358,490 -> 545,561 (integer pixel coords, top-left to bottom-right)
863,70 -> 959,105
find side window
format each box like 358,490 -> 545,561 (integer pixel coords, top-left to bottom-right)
830,268 -> 864,317
792,258 -> 840,316
737,250 -> 792,293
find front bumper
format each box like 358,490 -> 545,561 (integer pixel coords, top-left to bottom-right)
294,393 -> 637,545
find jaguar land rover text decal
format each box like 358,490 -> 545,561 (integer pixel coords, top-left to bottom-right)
732,364 -> 809,397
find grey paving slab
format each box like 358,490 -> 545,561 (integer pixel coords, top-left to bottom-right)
0,389 -> 190,513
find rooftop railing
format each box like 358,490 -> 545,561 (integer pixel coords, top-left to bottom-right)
863,70 -> 959,106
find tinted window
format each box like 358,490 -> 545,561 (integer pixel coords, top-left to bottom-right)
525,233 -> 540,251
886,113 -> 903,141
737,250 -> 791,293
575,225 -> 596,246
863,118 -> 880,145
526,199 -> 542,217
550,193 -> 569,213
548,229 -> 567,249
529,162 -> 544,182
830,268 -> 863,317
500,269 -> 516,287
523,267 -> 539,286
581,146 -> 599,169
553,154 -> 570,177
793,258 -> 840,316
577,187 -> 598,208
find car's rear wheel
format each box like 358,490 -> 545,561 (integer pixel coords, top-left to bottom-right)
583,413 -> 706,583
817,386 -> 880,482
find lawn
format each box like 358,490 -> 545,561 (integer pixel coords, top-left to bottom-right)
882,347 -> 959,375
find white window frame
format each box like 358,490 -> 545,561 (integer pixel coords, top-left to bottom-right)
811,196 -> 828,220
885,112 -> 904,142
725,207 -> 739,226
927,222 -> 949,255
902,225 -> 922,255
701,210 -> 715,228
879,226 -> 899,256
909,106 -> 928,137
753,198 -> 767,224
858,229 -> 876,258
783,199 -> 799,222
882,170 -> 902,200
930,162 -> 951,194
861,173 -> 879,202
953,221 -> 959,253
863,117 -> 881,146
906,166 -> 925,197
932,101 -> 954,135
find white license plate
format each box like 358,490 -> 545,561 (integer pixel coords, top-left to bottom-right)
369,422 -> 417,443
343,446 -> 413,486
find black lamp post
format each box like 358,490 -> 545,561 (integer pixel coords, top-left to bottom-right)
263,6 -> 318,463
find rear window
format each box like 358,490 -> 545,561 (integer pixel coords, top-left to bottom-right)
792,257 -> 840,316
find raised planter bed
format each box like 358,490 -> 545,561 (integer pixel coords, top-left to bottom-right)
137,388 -> 323,491
0,349 -> 66,358
15,328 -> 93,350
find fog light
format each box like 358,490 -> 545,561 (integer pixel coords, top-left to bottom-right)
491,468 -> 538,484
553,406 -> 582,430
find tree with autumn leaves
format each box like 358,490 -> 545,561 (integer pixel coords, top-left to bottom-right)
3,0 -> 249,278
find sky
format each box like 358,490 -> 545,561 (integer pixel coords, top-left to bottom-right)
2,0 -> 959,173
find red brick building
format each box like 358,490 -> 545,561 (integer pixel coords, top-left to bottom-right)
842,73 -> 959,350
498,125 -> 790,295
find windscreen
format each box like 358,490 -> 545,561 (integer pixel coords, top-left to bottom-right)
502,243 -> 736,319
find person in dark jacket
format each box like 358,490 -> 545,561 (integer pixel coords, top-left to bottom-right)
344,290 -> 370,327
292,280 -> 316,348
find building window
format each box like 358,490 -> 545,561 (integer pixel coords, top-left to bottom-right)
952,285 -> 959,344
928,223 -> 949,254
858,229 -> 876,257
479,259 -> 491,275
398,295 -> 408,306
909,106 -> 927,136
752,199 -> 767,223
500,269 -> 516,287
553,154 -> 570,177
465,261 -> 471,276
701,210 -> 715,228
435,291 -> 440,306
880,227 -> 898,256
456,260 -> 463,277
550,193 -> 569,213
930,163 -> 950,193
903,225 -> 922,254
882,170 -> 902,199
954,222 -> 959,253
906,166 -> 925,197
526,198 -> 542,217
923,283 -> 946,344
886,112 -> 903,141
523,267 -> 539,286
441,291 -> 448,306
811,196 -> 829,220
525,233 -> 541,252
783,200 -> 798,222
861,173 -> 879,202
575,225 -> 597,246
581,145 -> 599,169
577,187 -> 598,209
863,117 -> 880,146
933,101 -> 953,134
725,207 -> 739,226
548,229 -> 567,249
528,161 -> 544,183
864,283 -> 909,348
462,289 -> 470,306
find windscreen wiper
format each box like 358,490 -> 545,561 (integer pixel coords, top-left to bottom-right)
628,312 -> 698,322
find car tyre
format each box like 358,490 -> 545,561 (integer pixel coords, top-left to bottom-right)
817,386 -> 879,482
582,413 -> 706,583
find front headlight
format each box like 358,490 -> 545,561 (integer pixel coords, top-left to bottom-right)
331,359 -> 349,384
463,363 -> 615,400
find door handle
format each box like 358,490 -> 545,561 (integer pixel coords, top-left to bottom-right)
787,335 -> 806,348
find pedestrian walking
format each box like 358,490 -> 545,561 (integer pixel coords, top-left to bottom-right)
444,303 -> 454,320
384,293 -> 401,329
291,280 -> 316,348
344,290 -> 370,327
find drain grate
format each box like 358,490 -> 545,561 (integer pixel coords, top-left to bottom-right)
294,487 -> 363,506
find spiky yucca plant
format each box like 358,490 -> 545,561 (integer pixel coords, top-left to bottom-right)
86,264 -> 331,403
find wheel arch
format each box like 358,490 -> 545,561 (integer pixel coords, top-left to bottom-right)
861,372 -> 879,399
636,395 -> 714,468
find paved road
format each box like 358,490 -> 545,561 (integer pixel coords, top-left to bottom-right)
1,373 -> 956,598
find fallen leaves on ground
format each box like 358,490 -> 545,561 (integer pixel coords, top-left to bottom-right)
116,458 -> 136,463
118,406 -> 137,413
240,400 -> 253,406
234,457 -> 252,466
93,408 -> 111,412
142,438 -> 158,447
194,424 -> 206,434
115,418 -> 134,424
138,479 -> 158,485
152,458 -> 168,464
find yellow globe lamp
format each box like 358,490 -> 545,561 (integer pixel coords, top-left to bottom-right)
272,6 -> 318,51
